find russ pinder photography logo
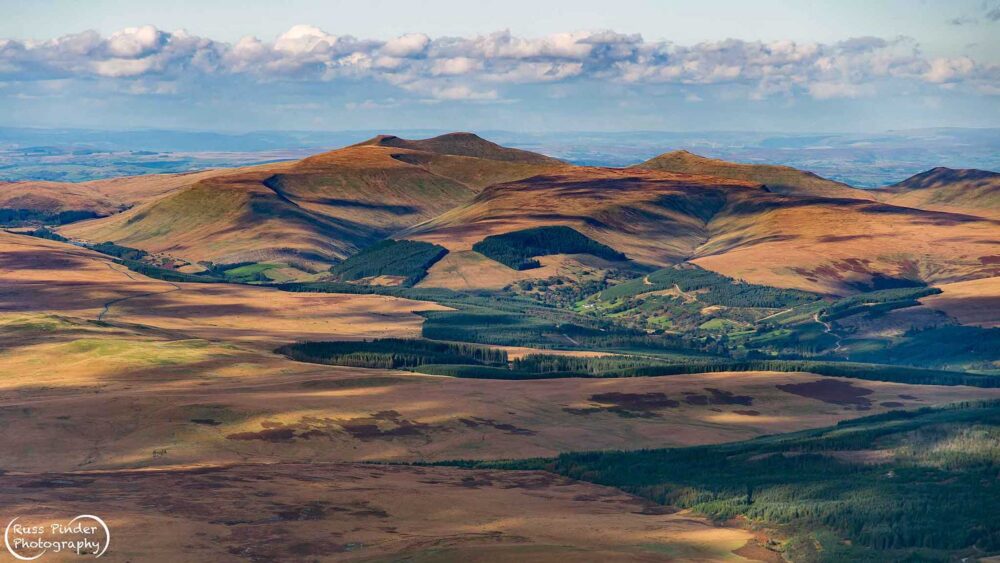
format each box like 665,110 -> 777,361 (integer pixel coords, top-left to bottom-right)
4,516 -> 110,560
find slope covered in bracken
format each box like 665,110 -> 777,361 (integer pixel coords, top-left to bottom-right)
0,168 -> 237,221
59,134 -> 561,266
875,167 -> 1000,218
634,149 -> 873,200
408,166 -> 999,294
406,167 -> 764,264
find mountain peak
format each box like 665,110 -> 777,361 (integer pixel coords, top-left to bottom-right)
353,132 -> 561,164
894,167 -> 998,190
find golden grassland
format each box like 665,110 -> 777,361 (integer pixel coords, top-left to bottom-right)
58,136 -> 563,268
633,149 -> 872,200
875,167 -> 1000,218
408,167 -> 999,294
3,230 -> 998,561
920,276 -> 1000,328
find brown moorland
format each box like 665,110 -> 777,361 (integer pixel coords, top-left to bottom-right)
407,166 -> 1000,293
58,134 -> 563,267
875,167 -> 1000,218
0,463 -> 759,562
919,275 -> 1000,327
633,149 -> 873,200
2,232 -> 995,475
3,229 -> 998,562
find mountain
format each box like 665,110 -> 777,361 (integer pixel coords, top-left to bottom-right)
58,135 -> 561,267
11,134 -> 996,294
0,168 -> 232,225
633,150 -> 873,200
876,167 -> 1000,218
355,132 -> 563,165
407,166 -> 999,294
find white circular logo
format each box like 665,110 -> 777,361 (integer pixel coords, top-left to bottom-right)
4,515 -> 110,560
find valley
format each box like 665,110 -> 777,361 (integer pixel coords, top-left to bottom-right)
2,133 -> 998,562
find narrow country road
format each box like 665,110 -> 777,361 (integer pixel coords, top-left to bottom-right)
814,312 -> 845,355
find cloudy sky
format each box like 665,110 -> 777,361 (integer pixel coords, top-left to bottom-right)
3,0 -> 998,132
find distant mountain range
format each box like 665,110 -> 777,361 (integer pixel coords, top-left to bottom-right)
1,127 -> 997,186
4,132 -> 997,296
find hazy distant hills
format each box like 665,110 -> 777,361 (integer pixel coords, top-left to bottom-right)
2,127 -> 998,186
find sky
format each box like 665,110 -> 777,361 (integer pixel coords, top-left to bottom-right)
2,0 -> 998,132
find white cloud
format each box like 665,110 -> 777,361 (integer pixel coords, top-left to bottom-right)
106,25 -> 165,58
0,25 -> 995,103
431,57 -> 481,76
923,57 -> 975,83
381,33 -> 429,58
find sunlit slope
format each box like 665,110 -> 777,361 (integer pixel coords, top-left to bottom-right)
63,170 -> 375,265
61,135 -> 560,266
692,192 -> 1000,293
408,167 -> 999,293
1,168 -> 249,220
876,167 -> 1000,218
407,167 -> 764,265
634,149 -> 873,200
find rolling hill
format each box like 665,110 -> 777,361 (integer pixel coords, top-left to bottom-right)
407,166 -> 999,294
633,149 -> 873,200
7,134 -> 994,295
0,168 -> 235,226
875,167 -> 1000,218
58,134 -> 562,267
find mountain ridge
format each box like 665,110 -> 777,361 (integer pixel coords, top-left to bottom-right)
633,149 -> 873,200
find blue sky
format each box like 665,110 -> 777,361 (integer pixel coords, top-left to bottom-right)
2,0 -> 998,132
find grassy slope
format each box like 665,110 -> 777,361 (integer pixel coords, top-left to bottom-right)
407,167 -> 762,264
1,167 -> 245,219
60,138 -> 559,267
408,166 -> 999,294
633,149 -> 873,200
875,167 -> 1000,218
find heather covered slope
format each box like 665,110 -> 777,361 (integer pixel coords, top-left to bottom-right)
634,149 -> 873,200
408,166 -> 1000,294
876,167 -> 1000,218
356,132 -> 563,165
407,167 -> 764,265
0,168 -> 236,225
59,136 -> 561,267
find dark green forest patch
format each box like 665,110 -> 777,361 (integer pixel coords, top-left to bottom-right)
472,226 -> 626,270
277,338 -> 508,370
330,239 -> 448,286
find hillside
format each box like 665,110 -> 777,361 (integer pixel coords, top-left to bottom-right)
0,168 -> 233,226
633,149 -> 873,200
876,167 -> 1000,217
408,166 -> 999,294
356,132 -> 563,165
59,136 -> 561,267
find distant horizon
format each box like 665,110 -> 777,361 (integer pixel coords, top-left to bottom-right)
3,125 -> 997,186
